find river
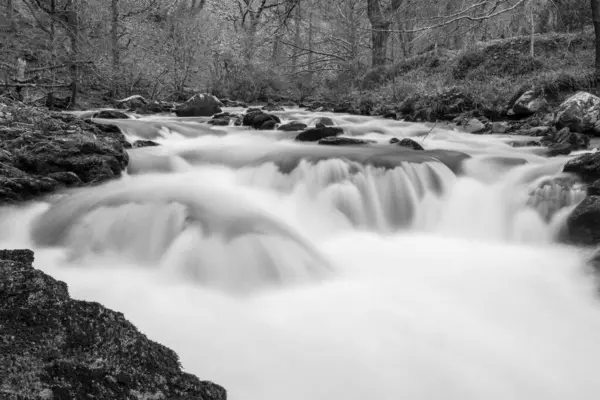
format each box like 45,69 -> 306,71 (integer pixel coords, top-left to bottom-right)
2,108 -> 600,399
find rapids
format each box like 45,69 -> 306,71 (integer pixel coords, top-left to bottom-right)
2,108 -> 600,399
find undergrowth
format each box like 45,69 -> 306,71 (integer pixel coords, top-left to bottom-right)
321,29 -> 597,113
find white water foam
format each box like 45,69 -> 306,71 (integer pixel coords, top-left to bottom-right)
2,108 -> 599,399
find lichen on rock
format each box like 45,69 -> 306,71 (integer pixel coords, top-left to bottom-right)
0,249 -> 226,400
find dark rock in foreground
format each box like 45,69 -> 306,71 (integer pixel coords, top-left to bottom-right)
563,152 -> 600,183
295,126 -> 344,142
563,196 -> 600,246
0,104 -> 129,204
0,249 -> 226,400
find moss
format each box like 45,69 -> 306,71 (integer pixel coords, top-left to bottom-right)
0,249 -> 227,400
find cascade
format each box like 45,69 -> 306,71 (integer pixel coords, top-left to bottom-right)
2,107 -> 600,399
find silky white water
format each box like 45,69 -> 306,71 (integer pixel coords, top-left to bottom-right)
2,108 -> 600,399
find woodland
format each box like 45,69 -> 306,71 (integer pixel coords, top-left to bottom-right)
0,0 -> 599,108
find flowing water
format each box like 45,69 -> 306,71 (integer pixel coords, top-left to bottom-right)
3,108 -> 600,399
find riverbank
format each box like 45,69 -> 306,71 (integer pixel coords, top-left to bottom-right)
0,99 -> 228,399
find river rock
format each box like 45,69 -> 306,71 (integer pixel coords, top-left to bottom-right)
92,110 -> 130,119
0,103 -> 129,204
540,127 -> 589,151
133,140 -> 160,148
115,95 -> 147,111
491,121 -> 510,134
208,118 -> 230,126
554,91 -> 600,135
262,103 -> 285,112
295,126 -> 344,142
397,138 -> 424,151
563,195 -> 600,246
278,122 -> 308,131
0,249 -> 226,400
516,126 -> 553,137
175,93 -> 222,117
563,152 -> 600,183
546,143 -> 571,157
510,90 -> 547,116
258,120 -> 278,130
221,99 -> 248,108
312,117 -> 335,127
463,118 -> 486,133
318,137 -> 370,146
243,111 -> 281,129
587,179 -> 600,196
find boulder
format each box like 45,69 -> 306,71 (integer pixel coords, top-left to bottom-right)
389,138 -> 400,144
516,126 -> 553,137
510,90 -> 547,116
208,118 -> 230,126
540,127 -> 589,151
92,110 -> 129,119
242,111 -> 280,129
0,105 -> 129,203
0,249 -> 226,400
397,138 -> 424,151
587,179 -> 600,196
278,122 -> 308,131
258,120 -> 278,130
295,126 -> 344,142
563,195 -> 600,246
175,93 -> 222,117
133,140 -> 160,148
45,93 -> 72,110
221,99 -> 248,108
546,143 -> 571,157
312,117 -> 335,127
554,91 -> 600,135
491,121 -> 510,134
563,152 -> 600,183
262,103 -> 285,112
463,118 -> 486,133
115,95 -> 147,111
318,137 -> 370,146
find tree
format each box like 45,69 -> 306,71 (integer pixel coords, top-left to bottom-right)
367,0 -> 404,68
593,0 -> 600,83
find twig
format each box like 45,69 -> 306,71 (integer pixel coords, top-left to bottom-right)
422,122 -> 438,143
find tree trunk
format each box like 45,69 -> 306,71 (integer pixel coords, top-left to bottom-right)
367,0 -> 403,68
530,3 -> 535,57
292,2 -> 301,73
371,24 -> 391,68
63,0 -> 79,107
592,0 -> 600,83
111,0 -> 120,96
7,0 -> 16,31
307,2 -> 313,84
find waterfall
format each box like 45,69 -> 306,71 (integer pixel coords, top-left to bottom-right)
3,107 -> 600,400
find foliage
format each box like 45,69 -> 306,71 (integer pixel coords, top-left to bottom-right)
0,0 -> 596,104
